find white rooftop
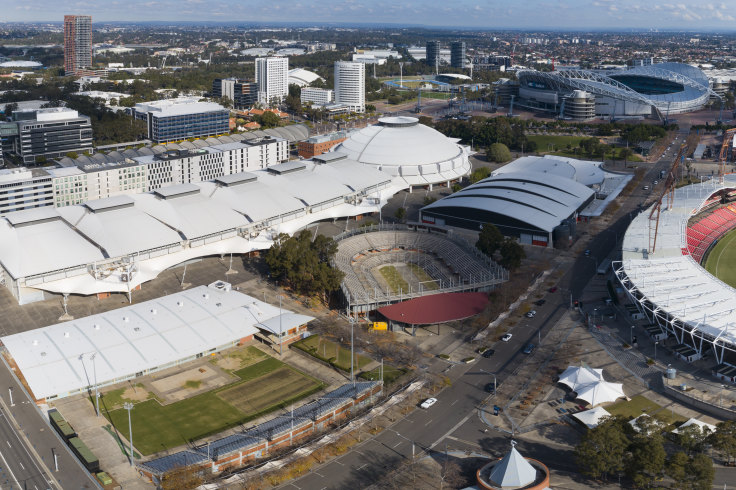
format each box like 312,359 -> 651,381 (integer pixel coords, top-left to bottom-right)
492,155 -> 605,187
573,406 -> 611,429
134,97 -> 227,117
619,175 -> 736,346
1,284 -> 314,400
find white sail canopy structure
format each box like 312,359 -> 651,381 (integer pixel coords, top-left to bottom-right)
558,365 -> 604,392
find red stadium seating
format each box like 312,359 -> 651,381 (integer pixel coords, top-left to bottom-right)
686,205 -> 736,263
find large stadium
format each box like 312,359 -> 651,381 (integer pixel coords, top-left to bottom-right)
517,62 -> 717,119
615,174 -> 736,380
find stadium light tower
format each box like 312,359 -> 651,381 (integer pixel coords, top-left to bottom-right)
123,402 -> 134,466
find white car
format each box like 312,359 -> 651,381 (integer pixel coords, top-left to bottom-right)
525,310 -> 537,318
501,333 -> 513,342
420,397 -> 437,409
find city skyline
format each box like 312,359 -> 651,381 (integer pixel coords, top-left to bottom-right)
4,0 -> 736,30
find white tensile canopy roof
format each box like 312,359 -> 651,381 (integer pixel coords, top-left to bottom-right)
558,365 -> 604,392
489,442 -> 537,487
573,406 -> 611,429
576,380 -> 626,406
672,418 -> 717,434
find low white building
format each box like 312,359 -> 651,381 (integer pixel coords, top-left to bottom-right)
1,281 -> 313,401
301,87 -> 334,107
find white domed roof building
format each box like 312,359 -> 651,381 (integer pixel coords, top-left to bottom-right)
333,116 -> 471,191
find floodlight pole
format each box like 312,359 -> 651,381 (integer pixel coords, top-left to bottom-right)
279,295 -> 283,356
350,317 -> 356,387
8,387 -> 13,407
654,341 -> 658,361
91,353 -> 99,417
123,402 -> 134,466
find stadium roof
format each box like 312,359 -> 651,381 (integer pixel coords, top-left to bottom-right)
618,175 -> 736,349
333,117 -> 471,186
422,171 -> 594,233
0,159 -> 392,283
288,68 -> 324,87
492,155 -> 605,187
518,62 -> 716,115
1,283 -> 314,400
378,292 -> 488,325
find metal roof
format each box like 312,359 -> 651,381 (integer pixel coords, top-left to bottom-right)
423,171 -> 593,232
619,175 -> 736,347
0,284 -> 313,400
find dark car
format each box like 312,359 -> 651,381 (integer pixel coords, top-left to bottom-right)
486,382 -> 496,393
535,299 -> 546,306
548,286 -> 558,293
522,343 -> 535,355
482,349 -> 495,358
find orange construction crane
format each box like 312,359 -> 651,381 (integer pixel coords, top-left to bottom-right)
648,143 -> 689,253
718,128 -> 736,184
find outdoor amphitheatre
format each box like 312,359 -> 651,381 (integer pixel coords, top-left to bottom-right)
333,225 -> 508,316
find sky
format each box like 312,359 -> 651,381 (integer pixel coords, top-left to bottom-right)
2,0 -> 736,30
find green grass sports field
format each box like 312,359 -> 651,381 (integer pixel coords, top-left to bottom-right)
704,227 -> 736,288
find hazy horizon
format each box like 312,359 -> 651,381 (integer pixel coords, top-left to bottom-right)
3,0 -> 736,31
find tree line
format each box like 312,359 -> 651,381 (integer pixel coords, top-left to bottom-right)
575,415 -> 736,488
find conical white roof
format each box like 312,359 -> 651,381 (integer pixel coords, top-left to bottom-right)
489,442 -> 537,487
558,365 -> 604,391
576,380 -> 625,406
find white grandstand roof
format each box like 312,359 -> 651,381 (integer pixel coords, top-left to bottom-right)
423,171 -> 594,232
492,155 -> 605,187
0,284 -> 314,400
620,175 -> 736,346
288,68 -> 323,87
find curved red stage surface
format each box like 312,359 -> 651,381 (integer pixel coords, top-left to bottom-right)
378,292 -> 489,325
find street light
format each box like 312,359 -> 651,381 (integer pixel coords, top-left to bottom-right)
479,368 -> 496,395
630,325 -> 635,344
654,341 -> 659,361
720,384 -> 725,408
91,353 -> 99,417
123,402 -> 134,466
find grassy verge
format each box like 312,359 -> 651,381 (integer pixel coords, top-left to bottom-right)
103,357 -> 324,455
527,134 -> 586,152
359,365 -> 407,384
292,335 -> 373,372
606,394 -> 661,418
379,265 -> 409,294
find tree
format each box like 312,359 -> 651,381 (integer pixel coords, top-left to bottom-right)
257,111 -> 281,128
418,115 -> 433,127
394,207 -> 406,223
476,223 -> 504,257
574,416 -> 630,481
487,142 -> 512,163
666,451 -> 689,488
264,231 -> 344,302
160,465 -> 204,490
4,102 -> 18,118
712,420 -> 736,465
688,453 -> 715,490
619,148 -> 634,165
469,166 -> 491,184
678,424 -> 711,455
499,238 -> 525,270
626,433 -> 666,487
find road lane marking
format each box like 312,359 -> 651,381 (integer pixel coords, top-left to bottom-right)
393,441 -> 402,448
424,419 -> 433,426
18,462 -> 23,470
356,463 -> 368,470
450,400 -> 458,406
0,449 -> 19,489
